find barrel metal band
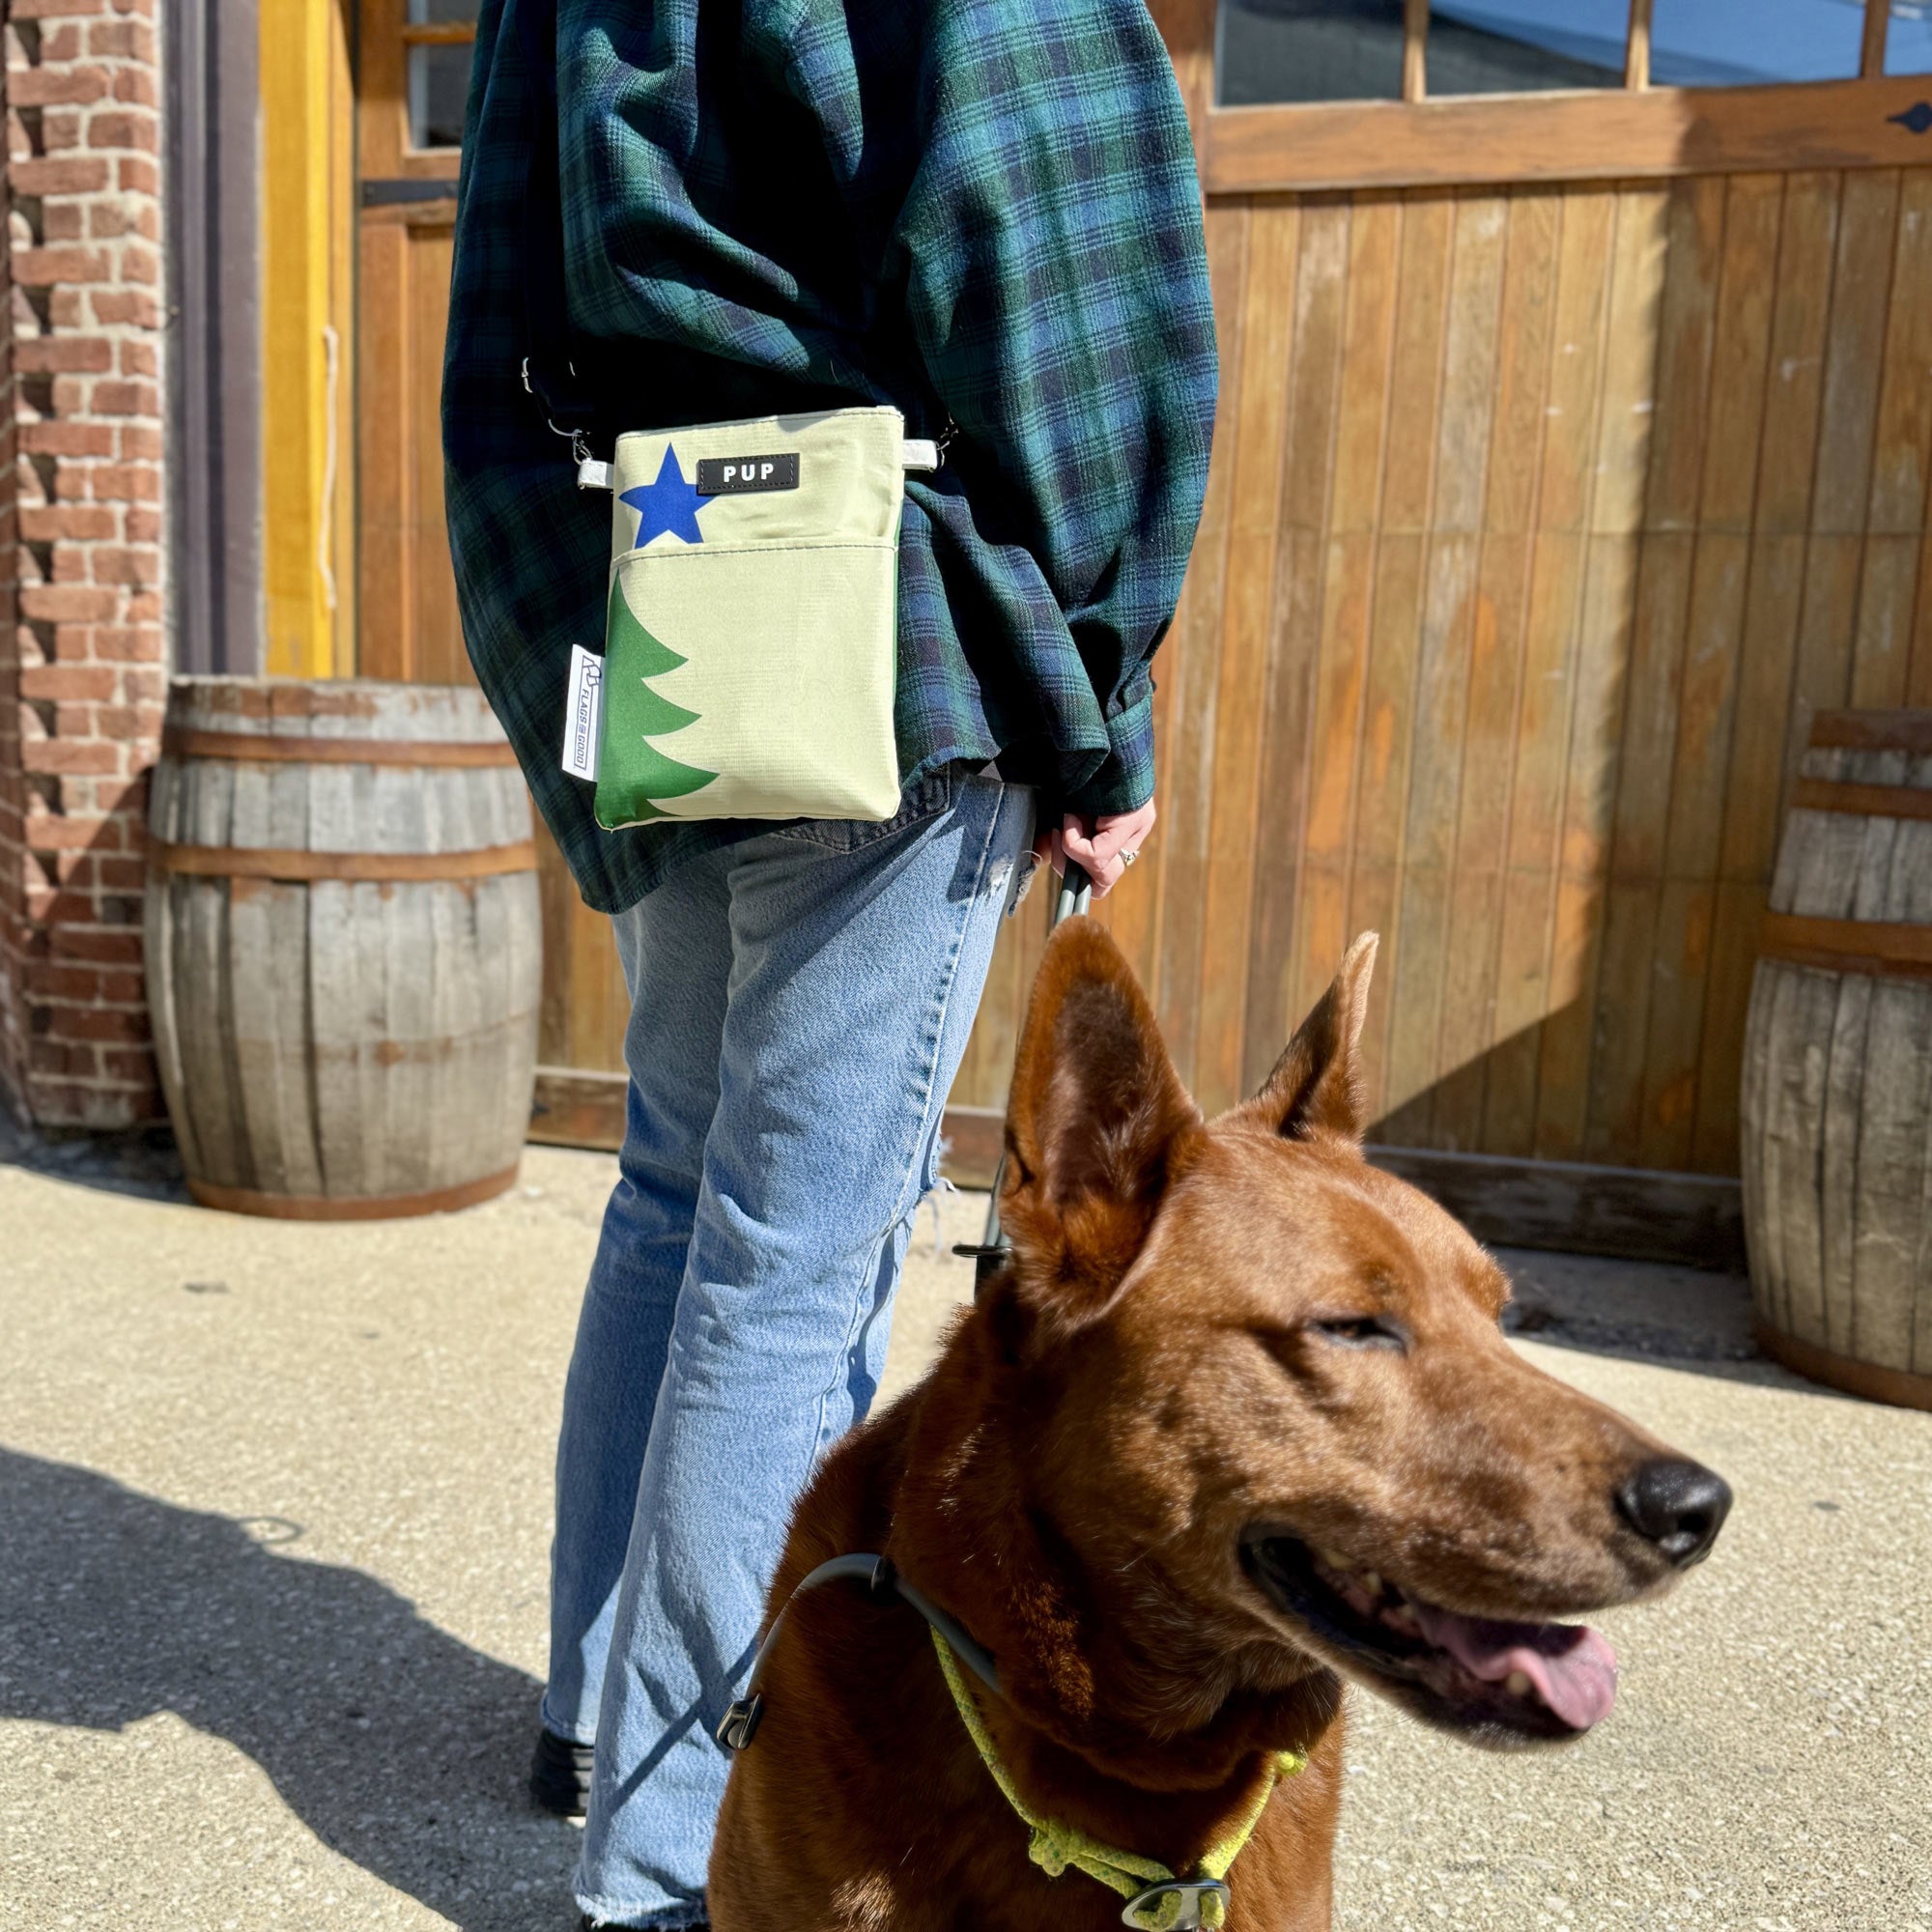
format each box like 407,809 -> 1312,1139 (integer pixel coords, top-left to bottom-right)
1753,1322 -> 1932,1414
1808,709 -> 1932,756
149,839 -> 538,883
1791,777 -> 1932,822
187,1164 -> 522,1223
163,727 -> 520,768
1759,912 -> 1932,981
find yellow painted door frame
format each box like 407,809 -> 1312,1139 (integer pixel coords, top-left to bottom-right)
259,0 -> 356,679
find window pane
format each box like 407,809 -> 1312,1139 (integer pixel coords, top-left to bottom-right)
1649,0 -> 1862,86
408,0 -> 476,20
1886,2 -> 1932,75
1427,3 -> 1624,94
408,43 -> 472,149
1217,0 -> 1406,108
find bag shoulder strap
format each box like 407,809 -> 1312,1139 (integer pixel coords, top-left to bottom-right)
514,0 -> 599,437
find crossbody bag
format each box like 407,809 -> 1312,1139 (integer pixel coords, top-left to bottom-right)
516,0 -> 937,831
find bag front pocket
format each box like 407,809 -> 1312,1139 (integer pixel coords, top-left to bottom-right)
594,539 -> 901,831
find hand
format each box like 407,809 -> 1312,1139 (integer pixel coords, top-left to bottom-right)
1032,798 -> 1156,900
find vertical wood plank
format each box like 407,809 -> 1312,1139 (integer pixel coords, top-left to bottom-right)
1352,194 -> 1453,1122
1152,202 -> 1251,1094
1431,190 -> 1560,1147
1196,200 -> 1301,1117
1484,189 -> 1617,1152
1243,201 -> 1352,1094
1535,185 -> 1666,1158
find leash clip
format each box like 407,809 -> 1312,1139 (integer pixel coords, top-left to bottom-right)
716,1694 -> 763,1752
1122,1879 -> 1231,1931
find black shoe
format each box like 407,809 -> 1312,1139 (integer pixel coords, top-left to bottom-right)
580,1919 -> 709,1931
529,1726 -> 594,1819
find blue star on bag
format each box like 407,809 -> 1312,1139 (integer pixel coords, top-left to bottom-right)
620,445 -> 707,548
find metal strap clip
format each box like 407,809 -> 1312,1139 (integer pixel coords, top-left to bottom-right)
1122,1879 -> 1231,1930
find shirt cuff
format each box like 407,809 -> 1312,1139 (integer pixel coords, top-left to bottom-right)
1065,686 -> 1155,818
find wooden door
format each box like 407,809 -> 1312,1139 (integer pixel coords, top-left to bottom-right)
353,0 -> 632,1120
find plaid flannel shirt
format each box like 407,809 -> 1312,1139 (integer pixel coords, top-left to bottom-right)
442,0 -> 1217,913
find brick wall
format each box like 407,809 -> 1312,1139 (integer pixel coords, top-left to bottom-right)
0,0 -> 165,1128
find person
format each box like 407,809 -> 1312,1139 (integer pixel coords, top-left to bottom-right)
440,1 -> 1216,1924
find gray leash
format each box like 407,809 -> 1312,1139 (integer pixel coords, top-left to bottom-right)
968,858 -> 1092,1270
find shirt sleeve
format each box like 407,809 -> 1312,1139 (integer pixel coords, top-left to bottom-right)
887,0 -> 1218,815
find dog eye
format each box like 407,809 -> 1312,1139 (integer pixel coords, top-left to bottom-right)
1311,1314 -> 1406,1350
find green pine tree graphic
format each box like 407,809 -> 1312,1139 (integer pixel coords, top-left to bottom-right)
608,579 -> 717,814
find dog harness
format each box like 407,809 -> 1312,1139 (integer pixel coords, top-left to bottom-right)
717,1552 -> 1303,1931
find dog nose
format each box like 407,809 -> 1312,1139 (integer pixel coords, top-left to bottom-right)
1615,1459 -> 1732,1566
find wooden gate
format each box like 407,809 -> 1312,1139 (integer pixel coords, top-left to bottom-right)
341,0 -> 1932,1252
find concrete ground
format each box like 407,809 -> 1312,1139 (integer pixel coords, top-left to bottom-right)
1,1137 -> 1928,1932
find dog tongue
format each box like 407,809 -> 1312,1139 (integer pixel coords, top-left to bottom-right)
1407,1603 -> 1619,1731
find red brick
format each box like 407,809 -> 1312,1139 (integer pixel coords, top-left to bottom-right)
118,424 -> 160,460
25,962 -> 102,1001
83,110 -> 155,152
20,583 -> 119,623
6,155 -> 110,194
91,380 -> 156,416
13,336 -> 114,374
28,1039 -> 98,1077
118,339 -> 156,376
41,107 -> 83,150
50,375 -> 93,414
86,463 -> 159,502
22,421 -> 116,457
110,65 -> 156,107
11,245 -> 110,285
87,289 -> 160,327
88,17 -> 152,57
41,203 -> 88,242
89,856 -> 145,892
90,547 -> 158,586
122,590 -> 160,621
39,19 -> 84,57
10,0 -> 110,16
47,288 -> 88,327
92,702 -> 161,739
52,1005 -> 149,1042
123,508 -> 157,542
90,622 -> 161,659
48,923 -> 141,965
118,243 -> 157,285
116,154 -> 155,194
19,662 -> 116,700
97,1048 -> 158,1086
22,737 -> 120,775
6,67 -> 111,108
22,811 -> 106,850
20,503 -> 118,542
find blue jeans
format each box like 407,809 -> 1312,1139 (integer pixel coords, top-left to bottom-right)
544,769 -> 1035,1928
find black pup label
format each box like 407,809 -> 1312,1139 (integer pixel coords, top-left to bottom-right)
696,453 -> 800,495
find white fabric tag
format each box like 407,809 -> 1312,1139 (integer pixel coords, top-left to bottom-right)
901,439 -> 940,471
561,643 -> 604,781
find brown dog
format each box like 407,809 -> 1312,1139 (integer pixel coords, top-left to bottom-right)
709,924 -> 1730,1931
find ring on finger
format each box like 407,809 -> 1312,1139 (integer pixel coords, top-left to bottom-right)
1121,847 -> 1139,867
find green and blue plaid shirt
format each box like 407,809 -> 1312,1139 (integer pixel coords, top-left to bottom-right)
443,0 -> 1216,912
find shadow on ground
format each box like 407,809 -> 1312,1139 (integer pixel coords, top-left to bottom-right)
0,1448 -> 576,1929
1495,1246 -> 1768,1371
0,1105 -> 186,1203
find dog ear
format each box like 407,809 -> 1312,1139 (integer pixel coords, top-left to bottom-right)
1236,931 -> 1378,1143
996,919 -> 1201,1326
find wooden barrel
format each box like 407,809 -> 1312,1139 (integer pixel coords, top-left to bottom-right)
1741,708 -> 1932,1410
144,678 -> 542,1219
